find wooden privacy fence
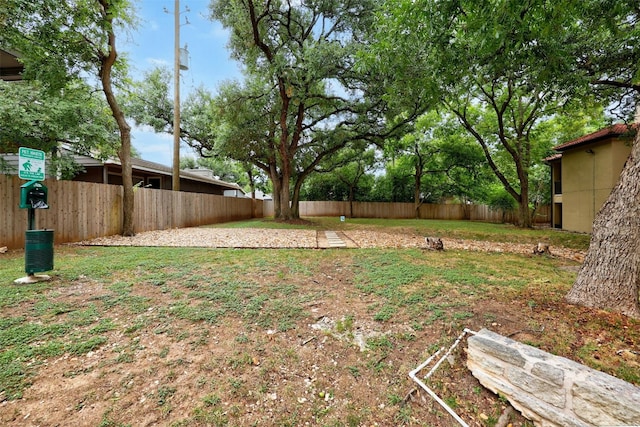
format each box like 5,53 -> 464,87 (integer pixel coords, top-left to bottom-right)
1,174 -> 262,249
264,200 -> 550,224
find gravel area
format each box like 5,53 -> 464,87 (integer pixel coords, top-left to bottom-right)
79,227 -> 318,248
78,227 -> 585,262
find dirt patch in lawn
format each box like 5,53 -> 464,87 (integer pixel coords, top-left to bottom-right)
1,229 -> 635,427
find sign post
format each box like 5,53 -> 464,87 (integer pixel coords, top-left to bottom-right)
18,147 -> 46,181
15,147 -> 52,285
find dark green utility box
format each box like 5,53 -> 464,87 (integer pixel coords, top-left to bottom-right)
20,180 -> 48,209
25,229 -> 54,273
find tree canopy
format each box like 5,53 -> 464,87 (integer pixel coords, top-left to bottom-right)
1,0 -> 138,235
369,0 -> 611,227
0,79 -> 117,157
207,0 -> 412,219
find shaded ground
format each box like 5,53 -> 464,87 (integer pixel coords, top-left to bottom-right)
1,227 -> 636,427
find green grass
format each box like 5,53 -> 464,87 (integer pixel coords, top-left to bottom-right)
351,248 -> 554,325
205,218 -> 316,230
0,219 -> 634,420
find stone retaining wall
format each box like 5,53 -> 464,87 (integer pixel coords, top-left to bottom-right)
467,329 -> 640,427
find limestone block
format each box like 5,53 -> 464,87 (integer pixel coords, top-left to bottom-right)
505,367 -> 565,408
520,343 -> 554,361
471,365 -> 588,427
466,329 -> 640,427
469,366 -> 515,395
531,362 -> 565,387
573,372 -> 640,426
467,330 -> 526,367
466,346 -> 505,376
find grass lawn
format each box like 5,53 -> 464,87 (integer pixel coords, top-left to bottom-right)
0,219 -> 636,427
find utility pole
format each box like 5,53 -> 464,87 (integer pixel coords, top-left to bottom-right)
172,0 -> 181,191
166,0 -> 189,191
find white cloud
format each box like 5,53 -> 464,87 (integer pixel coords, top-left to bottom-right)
147,57 -> 170,67
131,127 -> 173,166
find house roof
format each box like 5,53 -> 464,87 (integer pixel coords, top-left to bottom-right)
553,123 -> 637,151
543,153 -> 562,163
0,48 -> 24,81
2,146 -> 242,191
104,157 -> 243,191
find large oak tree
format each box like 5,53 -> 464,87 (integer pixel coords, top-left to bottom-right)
208,0 -> 413,220
374,0 -> 640,317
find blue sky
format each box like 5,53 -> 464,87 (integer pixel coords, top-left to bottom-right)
122,0 -> 242,166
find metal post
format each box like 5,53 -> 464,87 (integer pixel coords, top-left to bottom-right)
27,207 -> 35,231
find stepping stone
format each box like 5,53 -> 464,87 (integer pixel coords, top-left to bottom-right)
325,231 -> 347,248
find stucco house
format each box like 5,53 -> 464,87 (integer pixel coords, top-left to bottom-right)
547,123 -> 636,233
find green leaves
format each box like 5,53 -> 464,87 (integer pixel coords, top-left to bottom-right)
125,67 -> 174,134
367,0 -> 639,226
0,79 -> 117,156
207,0 -> 396,218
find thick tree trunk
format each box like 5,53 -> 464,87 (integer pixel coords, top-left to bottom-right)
517,198 -> 532,228
275,146 -> 294,220
413,151 -> 423,219
516,165 -> 532,228
290,183 -> 301,219
349,185 -> 355,218
414,173 -> 422,220
270,169 -> 282,219
565,131 -> 640,319
278,175 -> 292,220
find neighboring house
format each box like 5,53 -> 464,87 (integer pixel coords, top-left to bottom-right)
546,123 -> 636,233
0,48 -> 23,81
88,157 -> 245,196
2,149 -> 246,196
1,49 -> 244,197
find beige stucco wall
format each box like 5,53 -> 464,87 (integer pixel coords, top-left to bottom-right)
561,138 -> 631,233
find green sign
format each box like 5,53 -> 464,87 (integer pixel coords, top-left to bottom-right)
18,147 -> 46,181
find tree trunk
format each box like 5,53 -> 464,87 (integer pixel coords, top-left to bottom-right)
290,181 -> 301,219
245,167 -> 259,218
516,161 -> 532,228
278,174 -> 292,220
276,146 -> 293,220
118,139 -> 135,236
98,5 -> 134,236
414,173 -> 422,220
565,131 -> 640,319
349,185 -> 355,218
270,169 -> 282,219
517,197 -> 531,228
413,149 -> 424,219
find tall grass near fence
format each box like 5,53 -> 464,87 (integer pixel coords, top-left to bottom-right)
1,174 -> 261,249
